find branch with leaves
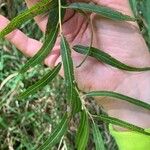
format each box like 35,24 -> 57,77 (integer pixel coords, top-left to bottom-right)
1,0 -> 150,149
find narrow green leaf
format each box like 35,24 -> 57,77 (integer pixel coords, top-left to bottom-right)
92,123 -> 105,150
60,35 -> 82,114
140,0 -> 150,48
18,63 -> 61,99
94,114 -> 150,136
37,113 -> 68,150
73,45 -> 150,72
0,0 -> 56,38
20,6 -> 60,73
45,0 -> 66,38
68,3 -> 135,21
140,0 -> 150,30
73,88 -> 83,114
129,0 -> 138,17
86,91 -> 150,111
76,111 -> 89,150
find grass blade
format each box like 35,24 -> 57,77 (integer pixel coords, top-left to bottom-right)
20,6 -> 60,73
68,3 -> 135,21
73,45 -> 150,72
0,117 -> 8,129
60,35 -> 82,114
94,114 -> 150,136
86,91 -> 150,111
0,0 -> 56,38
18,63 -> 61,99
37,113 -> 68,150
92,123 -> 105,150
76,111 -> 89,150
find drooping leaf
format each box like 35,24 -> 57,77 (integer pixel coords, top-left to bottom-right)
37,113 -> 68,150
76,111 -> 89,150
20,5 -> 60,73
73,45 -> 150,72
76,13 -> 94,68
129,0 -> 138,17
86,91 -> 150,111
0,0 -> 56,38
45,0 -> 67,38
60,35 -> 82,114
18,63 -> 61,99
92,123 -> 105,150
73,88 -> 83,114
139,0 -> 150,48
67,3 -> 136,21
94,114 -> 150,136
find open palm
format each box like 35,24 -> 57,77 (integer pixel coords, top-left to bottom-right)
1,0 -> 150,126
23,0 -> 150,92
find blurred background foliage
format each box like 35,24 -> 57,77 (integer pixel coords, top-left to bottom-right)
0,0 -> 149,149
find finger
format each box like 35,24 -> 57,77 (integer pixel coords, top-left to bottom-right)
0,15 -> 60,68
25,0 -> 48,32
44,45 -> 60,68
0,15 -> 42,57
25,0 -> 75,33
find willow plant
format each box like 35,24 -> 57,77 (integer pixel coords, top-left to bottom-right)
129,0 -> 150,49
1,0 -> 150,149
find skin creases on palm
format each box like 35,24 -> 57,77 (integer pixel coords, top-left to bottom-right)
25,0 -> 150,93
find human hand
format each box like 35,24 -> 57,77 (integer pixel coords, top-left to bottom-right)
0,0 -> 150,128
